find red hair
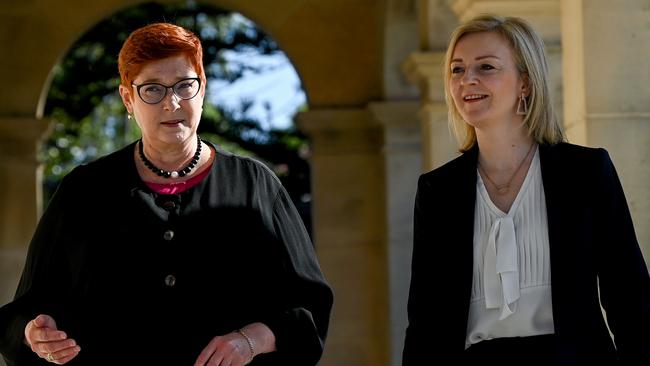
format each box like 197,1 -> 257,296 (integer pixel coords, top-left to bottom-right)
118,23 -> 206,88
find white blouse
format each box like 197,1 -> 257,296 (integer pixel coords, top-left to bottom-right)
466,147 -> 555,348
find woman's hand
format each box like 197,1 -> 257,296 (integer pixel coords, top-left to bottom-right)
193,331 -> 253,366
24,314 -> 80,364
194,322 -> 276,366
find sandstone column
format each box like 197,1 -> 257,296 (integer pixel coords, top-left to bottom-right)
369,101 -> 421,366
403,51 -> 459,171
298,108 -> 389,366
562,0 -> 650,258
0,118 -> 51,305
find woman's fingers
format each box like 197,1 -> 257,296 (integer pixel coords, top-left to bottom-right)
46,345 -> 81,364
33,314 -> 57,329
26,314 -> 65,346
207,341 -> 239,366
31,327 -> 67,344
206,351 -> 225,366
34,338 -> 77,355
194,336 -> 221,366
24,314 -> 81,363
218,351 -> 237,366
195,333 -> 248,366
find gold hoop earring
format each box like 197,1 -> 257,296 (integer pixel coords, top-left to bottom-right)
516,93 -> 528,116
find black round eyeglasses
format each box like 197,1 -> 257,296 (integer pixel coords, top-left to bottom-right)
132,77 -> 201,104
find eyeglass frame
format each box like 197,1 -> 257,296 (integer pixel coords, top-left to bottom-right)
131,77 -> 202,105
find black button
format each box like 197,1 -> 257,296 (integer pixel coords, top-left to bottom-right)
162,201 -> 176,210
155,195 -> 180,210
163,230 -> 174,241
165,275 -> 176,287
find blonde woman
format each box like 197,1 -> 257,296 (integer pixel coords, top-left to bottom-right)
403,15 -> 650,364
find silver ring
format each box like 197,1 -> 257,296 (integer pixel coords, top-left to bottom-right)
46,352 -> 54,362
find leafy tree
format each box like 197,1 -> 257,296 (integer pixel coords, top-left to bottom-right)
42,1 -> 312,232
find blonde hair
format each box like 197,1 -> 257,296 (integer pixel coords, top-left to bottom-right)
443,14 -> 565,152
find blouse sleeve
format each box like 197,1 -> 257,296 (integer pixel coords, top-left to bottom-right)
259,185 -> 333,366
0,171 -> 76,366
594,149 -> 650,363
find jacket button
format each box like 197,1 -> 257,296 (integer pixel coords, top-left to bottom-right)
164,274 -> 176,287
163,230 -> 174,241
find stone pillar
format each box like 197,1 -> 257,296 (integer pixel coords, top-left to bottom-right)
369,101 -> 420,366
560,0 -> 587,145
402,51 -> 459,172
0,118 -> 51,306
561,0 -> 650,258
297,109 -> 389,366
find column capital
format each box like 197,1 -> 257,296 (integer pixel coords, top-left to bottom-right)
402,51 -> 446,103
449,0 -> 561,44
369,101 -> 421,155
368,101 -> 420,128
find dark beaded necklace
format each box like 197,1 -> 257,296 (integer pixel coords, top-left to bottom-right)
138,135 -> 202,179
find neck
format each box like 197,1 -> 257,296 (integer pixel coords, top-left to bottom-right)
475,121 -> 534,171
142,136 -> 198,171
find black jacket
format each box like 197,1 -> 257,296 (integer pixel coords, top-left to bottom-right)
403,142 -> 650,365
0,142 -> 333,366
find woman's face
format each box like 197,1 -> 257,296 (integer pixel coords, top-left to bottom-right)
449,31 -> 526,129
119,54 -> 205,147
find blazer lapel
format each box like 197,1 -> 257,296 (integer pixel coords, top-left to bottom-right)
539,143 -> 570,338
458,144 -> 479,254
539,143 -> 564,255
455,145 -> 480,328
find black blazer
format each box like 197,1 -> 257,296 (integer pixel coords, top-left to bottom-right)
403,142 -> 650,365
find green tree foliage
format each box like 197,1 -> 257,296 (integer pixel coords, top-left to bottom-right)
42,1 -> 312,229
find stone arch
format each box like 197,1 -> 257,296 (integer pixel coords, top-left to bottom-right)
6,0 -> 382,120
30,1 -> 307,119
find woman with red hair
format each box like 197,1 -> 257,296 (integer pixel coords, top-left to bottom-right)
0,23 -> 332,366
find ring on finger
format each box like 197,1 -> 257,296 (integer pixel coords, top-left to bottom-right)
46,352 -> 54,362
